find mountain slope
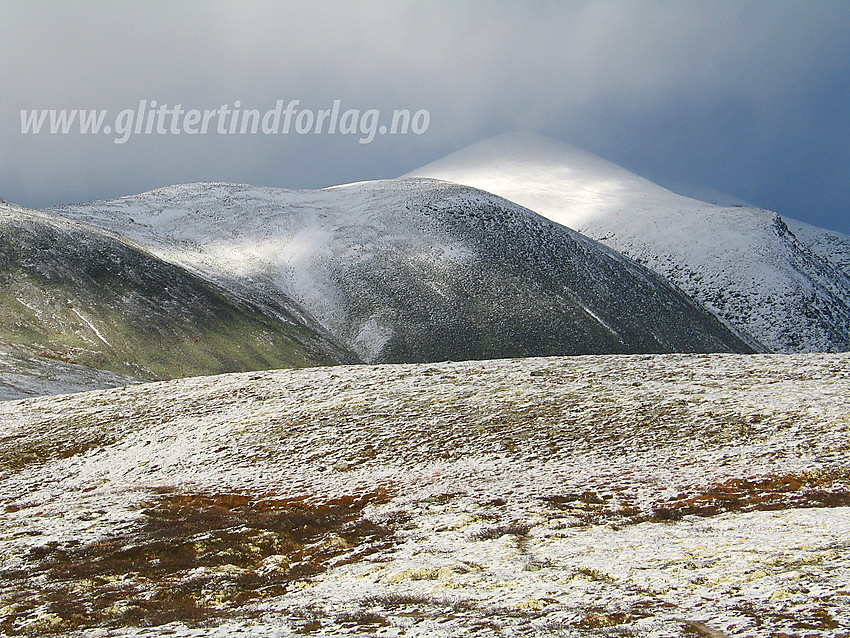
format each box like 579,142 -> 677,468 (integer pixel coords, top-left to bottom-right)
408,132 -> 850,353
785,217 -> 850,278
49,179 -> 754,362
0,343 -> 139,401
0,201 -> 354,383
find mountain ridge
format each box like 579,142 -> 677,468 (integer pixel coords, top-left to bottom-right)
46,178 -> 754,364
408,132 -> 850,353
0,200 -> 356,386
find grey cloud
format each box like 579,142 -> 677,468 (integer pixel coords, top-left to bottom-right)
1,0 -> 848,232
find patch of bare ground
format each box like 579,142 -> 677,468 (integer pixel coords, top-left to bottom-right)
649,470 -> 850,521
0,488 -> 394,635
544,470 -> 850,526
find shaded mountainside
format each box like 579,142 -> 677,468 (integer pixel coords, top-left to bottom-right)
408,132 -> 850,353
1,353 -> 848,637
0,343 -> 139,402
0,202 -> 355,383
49,179 -> 754,363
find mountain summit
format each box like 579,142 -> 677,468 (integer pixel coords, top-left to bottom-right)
408,132 -> 688,229
409,132 -> 850,353
46,179 -> 751,365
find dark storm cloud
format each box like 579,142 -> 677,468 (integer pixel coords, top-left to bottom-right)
1,0 -> 848,232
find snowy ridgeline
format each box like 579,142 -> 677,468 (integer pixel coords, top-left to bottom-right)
2,131 -> 849,402
408,132 -> 850,354
40,132 -> 850,362
1,352 -> 848,637
45,177 -> 752,365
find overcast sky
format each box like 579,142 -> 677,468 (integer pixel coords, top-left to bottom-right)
2,0 -> 849,232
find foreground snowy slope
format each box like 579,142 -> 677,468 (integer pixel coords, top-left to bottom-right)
48,179 -> 752,362
0,201 -> 353,385
1,353 -> 848,637
408,133 -> 850,353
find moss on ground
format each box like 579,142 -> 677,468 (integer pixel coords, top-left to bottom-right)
0,488 -> 394,636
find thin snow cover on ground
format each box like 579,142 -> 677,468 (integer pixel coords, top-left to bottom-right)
1,353 -> 848,637
407,132 -> 850,354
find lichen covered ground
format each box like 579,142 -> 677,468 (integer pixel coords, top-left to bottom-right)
1,353 -> 849,637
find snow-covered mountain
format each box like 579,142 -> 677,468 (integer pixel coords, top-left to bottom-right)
0,201 -> 352,387
408,132 -> 850,353
48,179 -> 752,364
